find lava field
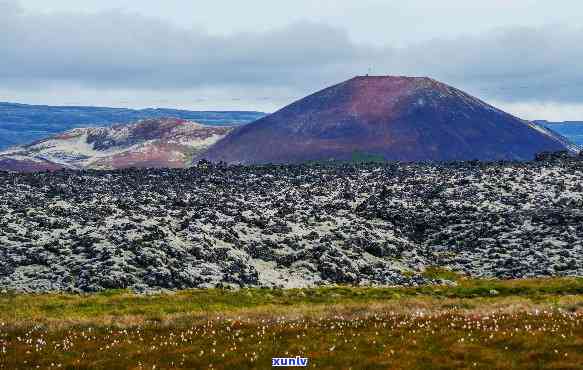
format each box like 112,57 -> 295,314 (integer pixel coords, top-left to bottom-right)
1,156 -> 582,292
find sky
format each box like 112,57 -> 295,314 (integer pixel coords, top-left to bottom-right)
1,0 -> 583,120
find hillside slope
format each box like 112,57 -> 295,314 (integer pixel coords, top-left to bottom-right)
203,76 -> 568,163
535,120 -> 583,146
0,102 -> 264,149
0,118 -> 233,171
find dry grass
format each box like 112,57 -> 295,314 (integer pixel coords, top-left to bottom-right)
1,278 -> 583,369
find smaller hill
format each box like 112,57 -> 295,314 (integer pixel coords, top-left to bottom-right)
0,101 -> 265,150
0,118 -> 233,172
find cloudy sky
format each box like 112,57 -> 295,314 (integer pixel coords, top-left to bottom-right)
1,0 -> 583,120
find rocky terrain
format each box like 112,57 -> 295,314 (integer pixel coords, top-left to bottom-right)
0,154 -> 582,292
0,118 -> 233,172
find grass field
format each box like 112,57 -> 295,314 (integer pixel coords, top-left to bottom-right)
1,278 -> 583,369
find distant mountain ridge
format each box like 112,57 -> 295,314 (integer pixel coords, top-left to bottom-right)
534,120 -> 583,146
0,118 -> 233,172
202,76 -> 570,164
0,102 -> 266,150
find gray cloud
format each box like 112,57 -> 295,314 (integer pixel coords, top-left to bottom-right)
397,26 -> 583,103
0,1 -> 368,90
1,0 -> 583,114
